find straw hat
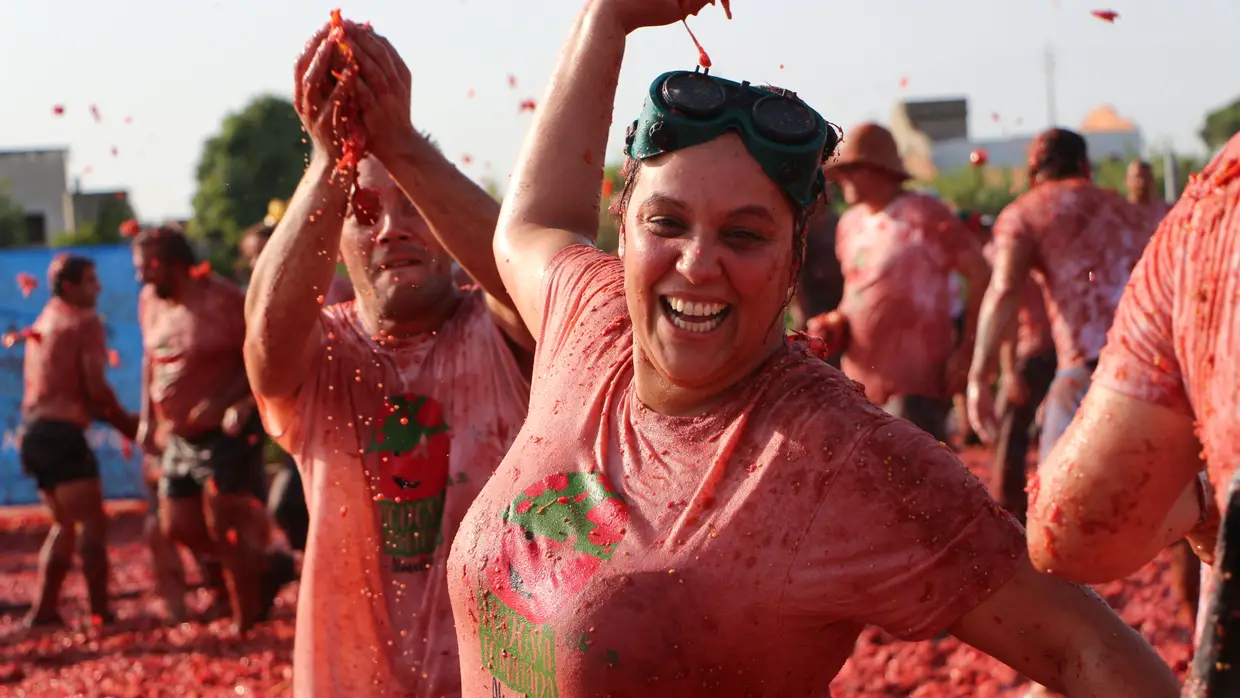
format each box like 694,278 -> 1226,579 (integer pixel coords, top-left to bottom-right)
825,122 -> 911,180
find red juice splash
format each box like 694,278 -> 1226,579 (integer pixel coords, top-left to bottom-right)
682,20 -> 711,69
721,0 -> 732,20
1090,9 -> 1119,22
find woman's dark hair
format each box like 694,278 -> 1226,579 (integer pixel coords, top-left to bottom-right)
1029,128 -> 1090,181
609,131 -> 840,306
50,255 -> 95,298
132,225 -> 197,268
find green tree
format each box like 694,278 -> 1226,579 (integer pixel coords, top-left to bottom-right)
191,95 -> 309,269
596,165 -> 625,254
0,184 -> 26,248
1200,98 -> 1240,152
928,167 -> 1020,216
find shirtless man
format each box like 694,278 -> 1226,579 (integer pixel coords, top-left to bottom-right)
19,254 -> 137,627
244,22 -> 531,696
134,227 -> 289,631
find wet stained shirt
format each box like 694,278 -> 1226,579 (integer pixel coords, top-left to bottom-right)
21,296 -> 109,428
991,179 -> 1149,370
447,245 -> 1026,698
138,275 -> 248,437
1094,135 -> 1240,514
255,293 -> 530,698
836,193 -> 982,404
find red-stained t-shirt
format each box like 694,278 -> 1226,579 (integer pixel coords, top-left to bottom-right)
837,192 -> 983,404
255,293 -> 529,698
984,242 -> 1053,360
138,274 -> 247,437
21,296 -> 109,428
992,179 -> 1149,370
1094,136 -> 1240,513
447,245 -> 1025,698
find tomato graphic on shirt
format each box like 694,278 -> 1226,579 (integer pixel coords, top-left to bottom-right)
486,471 -> 629,625
367,394 -> 452,564
369,394 -> 451,500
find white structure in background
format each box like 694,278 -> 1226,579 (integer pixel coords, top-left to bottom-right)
0,149 -> 72,245
0,148 -> 133,246
889,99 -> 1144,183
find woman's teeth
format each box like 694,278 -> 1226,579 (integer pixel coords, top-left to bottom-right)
663,296 -> 729,333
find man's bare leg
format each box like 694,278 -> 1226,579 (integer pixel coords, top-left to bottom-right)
27,478 -> 110,626
207,491 -> 268,633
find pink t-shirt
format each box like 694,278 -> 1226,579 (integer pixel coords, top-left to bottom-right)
983,242 -> 1053,360
138,274 -> 247,437
447,246 -> 1025,698
1094,137 -> 1240,513
837,192 -> 983,403
992,179 -> 1149,370
256,293 -> 530,698
22,297 -> 109,428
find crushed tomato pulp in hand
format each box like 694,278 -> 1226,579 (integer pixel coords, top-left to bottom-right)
326,9 -> 379,225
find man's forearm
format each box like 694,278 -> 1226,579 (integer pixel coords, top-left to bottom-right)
969,286 -> 1021,382
244,156 -> 346,398
382,136 -> 511,308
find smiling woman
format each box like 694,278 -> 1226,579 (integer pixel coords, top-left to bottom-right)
425,1 -> 1184,697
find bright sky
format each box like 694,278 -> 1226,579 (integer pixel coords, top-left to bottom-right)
3,1 -> 1237,222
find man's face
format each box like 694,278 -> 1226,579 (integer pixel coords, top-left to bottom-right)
132,244 -> 175,299
338,156 -> 455,321
63,266 -> 101,309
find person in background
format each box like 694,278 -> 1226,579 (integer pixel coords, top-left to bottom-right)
825,123 -> 990,441
1126,158 -> 1172,241
244,21 -> 532,696
967,128 -> 1149,461
983,235 -> 1056,525
18,254 -> 138,627
1029,134 -> 1240,632
133,227 -> 292,633
787,204 -> 842,335
239,215 -> 355,306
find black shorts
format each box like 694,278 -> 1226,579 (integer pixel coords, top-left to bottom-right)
159,413 -> 267,501
20,419 -> 99,492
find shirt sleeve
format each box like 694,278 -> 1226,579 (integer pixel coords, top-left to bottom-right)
792,416 -> 1026,641
536,244 -> 627,368
1092,200 -> 1192,414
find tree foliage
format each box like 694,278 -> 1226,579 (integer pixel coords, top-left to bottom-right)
0,185 -> 26,248
926,167 -> 1020,216
190,96 -> 309,267
1200,98 -> 1240,152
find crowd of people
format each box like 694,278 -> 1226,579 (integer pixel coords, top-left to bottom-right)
11,1 -> 1240,696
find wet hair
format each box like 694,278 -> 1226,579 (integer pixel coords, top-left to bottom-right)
132,225 -> 197,268
609,150 -> 832,307
1029,128 -> 1090,181
49,254 -> 95,298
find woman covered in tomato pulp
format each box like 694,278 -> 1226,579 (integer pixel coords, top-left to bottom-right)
439,1 -> 1181,696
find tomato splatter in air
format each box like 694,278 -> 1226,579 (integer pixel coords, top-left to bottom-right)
682,20 -> 711,69
119,219 -> 141,237
107,349 -> 120,368
52,105 -> 65,116
899,76 -> 909,88
970,149 -> 989,167
110,146 -> 118,157
508,74 -> 517,88
89,105 -> 102,123
721,0 -> 732,20
189,261 -> 212,279
16,273 -> 37,298
518,99 -> 537,112
1090,9 -> 1119,23
2,327 -> 41,349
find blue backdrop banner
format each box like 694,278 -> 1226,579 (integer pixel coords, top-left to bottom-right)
0,244 -> 144,505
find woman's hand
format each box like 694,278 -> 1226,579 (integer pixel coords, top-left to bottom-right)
293,25 -> 353,164
602,0 -> 720,34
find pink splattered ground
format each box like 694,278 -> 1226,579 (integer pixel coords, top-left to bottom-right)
0,448 -> 1193,697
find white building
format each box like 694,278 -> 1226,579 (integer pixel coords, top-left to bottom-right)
0,148 -> 72,245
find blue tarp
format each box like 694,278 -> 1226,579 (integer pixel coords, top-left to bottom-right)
0,244 -> 144,505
